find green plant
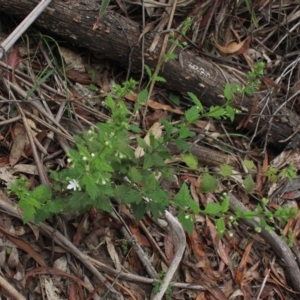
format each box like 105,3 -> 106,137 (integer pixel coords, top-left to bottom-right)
8,18 -> 296,244
224,61 -> 265,101
152,271 -> 172,300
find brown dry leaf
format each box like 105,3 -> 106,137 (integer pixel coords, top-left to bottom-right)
10,125 -> 27,166
66,69 -> 92,85
0,156 -> 9,167
7,246 -> 19,268
206,217 -> 235,278
194,120 -> 217,131
0,225 -> 46,266
73,214 -> 89,246
164,234 -> 175,264
145,110 -> 168,129
189,230 -> 206,258
235,241 -> 253,284
129,224 -> 151,248
106,232 -> 122,272
125,93 -> 184,114
0,166 -> 16,186
215,36 -> 251,55
60,47 -> 85,72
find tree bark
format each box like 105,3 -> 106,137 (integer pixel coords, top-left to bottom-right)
0,0 -> 298,147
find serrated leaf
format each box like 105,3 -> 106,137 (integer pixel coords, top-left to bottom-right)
178,212 -> 194,234
199,173 -> 218,193
143,153 -> 165,169
221,196 -> 229,213
216,218 -> 226,238
181,153 -> 198,169
175,138 -> 191,152
179,125 -> 194,139
131,202 -> 147,220
208,106 -> 225,119
123,189 -> 142,204
31,185 -> 52,203
243,176 -> 255,194
129,124 -> 142,133
128,167 -> 142,183
169,93 -> 180,106
144,65 -> 152,78
220,164 -> 232,177
185,106 -> 200,124
173,183 -> 191,209
187,92 -> 203,113
154,76 -> 166,82
203,202 -> 222,215
225,106 -> 235,122
244,159 -> 254,170
138,89 -> 148,103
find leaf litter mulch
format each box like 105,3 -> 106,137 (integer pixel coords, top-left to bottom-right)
1,0 -> 300,299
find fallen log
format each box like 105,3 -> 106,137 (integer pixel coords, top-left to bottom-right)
0,0 -> 299,147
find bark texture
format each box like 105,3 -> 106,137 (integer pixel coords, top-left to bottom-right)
0,0 -> 298,147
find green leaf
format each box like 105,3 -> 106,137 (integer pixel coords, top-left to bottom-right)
175,138 -> 191,152
164,52 -> 177,60
98,0 -> 111,19
131,202 -> 147,220
187,92 -> 203,113
31,185 -> 52,203
179,125 -> 194,139
173,183 -> 191,209
243,176 -> 255,194
123,189 -> 143,204
244,159 -> 255,170
241,210 -> 257,220
129,124 -> 142,133
143,153 -> 165,169
220,164 -> 232,177
225,106 -> 235,122
144,65 -> 152,78
208,106 -> 225,119
185,106 -> 200,124
154,76 -> 166,82
137,137 -> 150,151
221,196 -> 229,213
224,83 -> 233,101
138,89 -> 148,103
169,93 -> 180,106
178,212 -> 194,234
203,202 -> 222,215
19,200 -> 35,224
95,195 -> 112,212
199,173 -> 218,193
129,167 -> 142,183
216,218 -> 226,238
181,153 -> 198,169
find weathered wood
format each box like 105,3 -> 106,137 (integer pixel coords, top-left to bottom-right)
0,0 -> 298,147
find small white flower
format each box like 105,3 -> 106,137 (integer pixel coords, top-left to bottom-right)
82,156 -> 87,161
67,179 -> 80,191
91,153 -> 95,157
67,158 -> 72,163
102,179 -> 106,185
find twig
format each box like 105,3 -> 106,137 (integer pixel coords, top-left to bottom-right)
151,211 -> 186,300
0,275 -> 26,300
0,0 -> 53,59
